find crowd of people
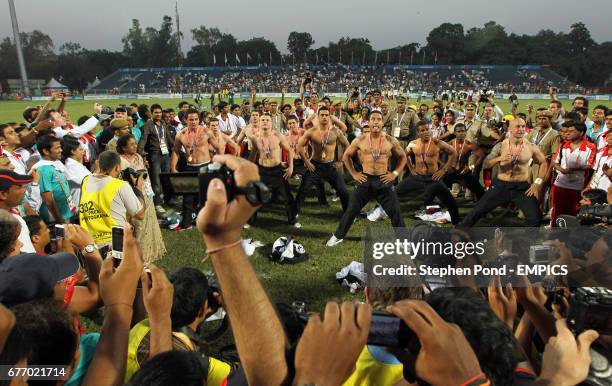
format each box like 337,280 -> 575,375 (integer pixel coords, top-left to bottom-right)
101,65 -> 571,95
0,78 -> 610,385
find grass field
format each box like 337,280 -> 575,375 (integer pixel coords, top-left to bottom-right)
1,97 -> 611,316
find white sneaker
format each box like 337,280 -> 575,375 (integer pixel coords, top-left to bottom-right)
243,224 -> 251,229
155,205 -> 166,213
293,222 -> 302,229
326,234 -> 343,246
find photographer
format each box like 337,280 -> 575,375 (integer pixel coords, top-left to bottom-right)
125,267 -> 230,384
79,151 -> 145,252
117,134 -> 166,263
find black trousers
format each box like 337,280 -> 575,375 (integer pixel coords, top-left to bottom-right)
334,174 -> 405,239
459,179 -> 541,227
443,171 -> 486,200
253,164 -> 297,224
296,161 -> 349,213
395,174 -> 460,224
179,164 -> 206,228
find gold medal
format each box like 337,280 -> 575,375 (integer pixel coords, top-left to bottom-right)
188,155 -> 193,163
322,151 -> 326,159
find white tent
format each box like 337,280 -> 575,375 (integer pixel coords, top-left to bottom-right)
44,77 -> 68,90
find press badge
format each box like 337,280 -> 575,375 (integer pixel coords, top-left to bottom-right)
393,127 -> 401,138
160,141 -> 169,155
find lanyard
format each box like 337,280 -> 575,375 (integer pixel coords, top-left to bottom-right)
534,128 -> 552,146
420,139 -> 432,165
154,123 -> 165,143
396,110 -> 407,127
455,140 -> 466,164
259,133 -> 272,158
509,140 -> 524,168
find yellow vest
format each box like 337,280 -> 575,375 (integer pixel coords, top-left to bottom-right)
343,345 -> 404,386
125,319 -> 231,385
78,175 -> 124,245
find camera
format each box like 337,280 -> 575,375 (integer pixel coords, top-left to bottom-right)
577,204 -> 612,225
567,287 -> 612,335
529,245 -> 554,264
122,167 -> 148,183
198,163 -> 235,206
367,311 -> 419,350
351,87 -> 360,99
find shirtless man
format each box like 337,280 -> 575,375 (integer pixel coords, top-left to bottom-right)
326,110 -> 407,247
460,118 -> 548,227
443,123 -> 486,200
395,121 -> 460,224
171,108 -> 222,230
207,118 -> 240,156
285,116 -> 306,176
245,113 -> 299,227
236,110 -> 261,159
296,107 -> 351,214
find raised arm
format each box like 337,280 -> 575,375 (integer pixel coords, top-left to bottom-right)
196,155 -> 289,386
330,114 -> 347,133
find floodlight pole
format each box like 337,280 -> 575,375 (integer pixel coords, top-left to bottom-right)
8,0 -> 30,96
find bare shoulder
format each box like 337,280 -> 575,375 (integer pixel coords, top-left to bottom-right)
384,134 -> 398,145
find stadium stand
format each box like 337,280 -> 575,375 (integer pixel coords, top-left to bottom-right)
86,64 -> 573,95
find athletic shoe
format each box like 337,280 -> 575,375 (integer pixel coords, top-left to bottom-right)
243,224 -> 251,229
294,222 -> 302,229
331,195 -> 340,202
155,205 -> 166,214
326,234 -> 343,246
174,225 -> 193,232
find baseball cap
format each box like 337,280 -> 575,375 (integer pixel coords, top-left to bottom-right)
408,105 -> 418,111
465,102 -> 477,109
110,118 -> 129,130
0,252 -> 80,305
0,170 -> 33,191
397,96 -> 407,102
503,114 -> 516,123
536,110 -> 553,119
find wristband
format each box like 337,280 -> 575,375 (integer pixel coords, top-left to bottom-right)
534,178 -> 543,185
206,239 -> 242,255
460,372 -> 490,386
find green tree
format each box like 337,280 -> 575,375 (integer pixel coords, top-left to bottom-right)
425,23 -> 465,64
287,32 -> 314,63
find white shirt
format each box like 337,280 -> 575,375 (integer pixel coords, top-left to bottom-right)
589,149 -> 612,191
553,138 -> 596,190
64,158 -> 92,206
2,150 -> 27,175
216,114 -> 239,137
11,212 -> 36,253
52,116 -> 99,139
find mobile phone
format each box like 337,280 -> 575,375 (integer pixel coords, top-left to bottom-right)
367,311 -> 415,348
55,224 -> 65,238
111,226 -> 124,260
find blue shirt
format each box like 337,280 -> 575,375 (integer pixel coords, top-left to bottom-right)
38,164 -> 73,222
66,333 -> 100,386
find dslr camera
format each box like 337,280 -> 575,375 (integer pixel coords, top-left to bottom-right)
577,204 -> 612,225
567,287 -> 612,335
121,167 -> 148,186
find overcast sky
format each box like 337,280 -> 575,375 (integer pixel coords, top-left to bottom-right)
1,0 -> 609,54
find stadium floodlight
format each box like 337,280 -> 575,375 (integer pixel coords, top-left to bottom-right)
8,0 -> 30,96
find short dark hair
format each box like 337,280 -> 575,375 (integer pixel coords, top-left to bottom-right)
0,216 -> 19,261
218,101 -> 228,109
593,105 -> 608,113
564,112 -> 580,121
294,98 -> 302,104
208,117 -> 219,124
0,124 -> 9,138
417,120 -> 429,128
550,100 -> 562,108
98,150 -> 121,173
24,215 -> 43,239
433,112 -> 443,120
178,101 -> 190,108
128,350 -> 206,386
116,134 -> 135,155
317,106 -> 330,115
23,107 -> 39,123
150,104 -> 162,112
231,104 -> 241,111
582,188 -> 608,205
287,116 -> 298,123
185,108 -> 200,118
36,134 -> 60,157
573,96 -> 589,108
168,268 -> 210,329
282,104 -> 292,111
606,109 -> 612,117
61,135 -> 81,161
369,110 -> 384,120
77,115 -> 90,126
115,106 -> 127,113
425,288 -> 517,386
10,299 -> 79,373
445,110 -> 455,118
0,320 -> 29,380
454,123 -> 466,131
562,121 -> 587,134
